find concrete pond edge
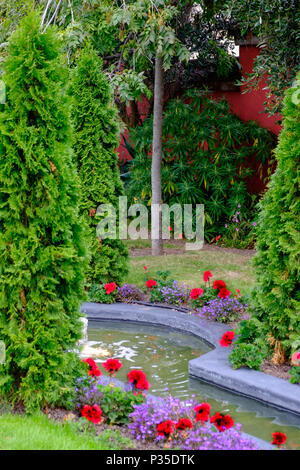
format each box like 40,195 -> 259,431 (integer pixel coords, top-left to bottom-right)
81,301 -> 300,449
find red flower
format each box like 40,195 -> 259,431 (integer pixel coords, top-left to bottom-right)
218,288 -> 231,298
271,432 -> 287,447
190,288 -> 204,300
146,279 -> 157,288
210,412 -> 234,432
143,266 -> 148,271
216,235 -> 221,241
194,402 -> 211,422
82,358 -> 101,377
156,420 -> 175,437
81,404 -> 102,424
219,331 -> 235,347
236,288 -> 240,294
213,280 -> 226,290
127,370 -> 150,391
102,358 -> 122,375
104,282 -> 117,294
175,418 -> 193,431
203,271 -> 213,283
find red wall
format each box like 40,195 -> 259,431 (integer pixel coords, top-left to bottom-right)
212,45 -> 281,135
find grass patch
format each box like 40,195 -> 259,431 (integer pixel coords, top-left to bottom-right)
0,414 -> 132,450
127,250 -> 255,297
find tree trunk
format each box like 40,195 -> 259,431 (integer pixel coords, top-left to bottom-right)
151,53 -> 164,256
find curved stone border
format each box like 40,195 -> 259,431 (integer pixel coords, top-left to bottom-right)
81,301 -> 300,416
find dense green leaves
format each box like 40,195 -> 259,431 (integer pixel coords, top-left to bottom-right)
71,47 -> 128,285
0,13 -> 89,412
252,73 -> 300,352
126,92 -> 275,237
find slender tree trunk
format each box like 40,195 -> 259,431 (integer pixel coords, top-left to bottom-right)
151,53 -> 164,256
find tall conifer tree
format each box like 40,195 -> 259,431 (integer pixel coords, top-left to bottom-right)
71,47 -> 128,286
0,13 -> 89,411
253,73 -> 300,356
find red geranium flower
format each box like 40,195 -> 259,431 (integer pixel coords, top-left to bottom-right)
156,420 -> 175,437
127,369 -> 150,391
102,358 -> 122,375
146,279 -> 157,288
194,402 -> 211,422
210,412 -> 234,432
190,288 -> 204,300
218,288 -> 231,298
104,282 -> 117,294
143,266 -> 148,271
82,358 -> 101,377
219,331 -> 235,347
81,404 -> 102,424
216,235 -> 221,241
175,418 -> 193,431
213,280 -> 226,290
271,432 -> 287,447
203,271 -> 213,283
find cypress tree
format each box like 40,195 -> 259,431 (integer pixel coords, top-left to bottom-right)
0,13 -> 89,411
71,47 -> 128,286
252,73 -> 300,357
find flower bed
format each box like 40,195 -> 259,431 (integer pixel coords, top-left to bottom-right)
74,358 -> 285,450
87,267 -> 299,387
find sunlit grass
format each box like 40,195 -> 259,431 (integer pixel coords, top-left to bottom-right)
0,414 -> 131,450
127,247 -> 255,297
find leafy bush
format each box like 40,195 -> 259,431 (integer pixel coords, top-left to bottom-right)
252,74 -> 300,356
88,284 -> 116,304
75,378 -> 144,425
0,13 -> 88,412
229,344 -> 265,370
71,46 -> 128,285
220,202 -> 258,249
289,367 -> 300,385
126,91 -> 275,238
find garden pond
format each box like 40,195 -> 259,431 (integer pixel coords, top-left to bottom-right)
86,320 -> 300,449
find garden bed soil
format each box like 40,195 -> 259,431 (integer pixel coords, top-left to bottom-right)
260,360 -> 292,382
130,239 -> 255,257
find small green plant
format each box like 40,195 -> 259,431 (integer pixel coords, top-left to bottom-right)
93,384 -> 144,425
221,202 -> 258,249
289,366 -> 300,385
88,284 -> 116,304
229,343 -> 265,370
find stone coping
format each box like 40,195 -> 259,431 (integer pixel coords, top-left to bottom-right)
81,302 -> 300,418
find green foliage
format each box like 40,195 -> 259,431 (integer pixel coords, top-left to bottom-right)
234,316 -> 270,357
127,91 -> 275,238
0,13 -> 89,412
229,343 -> 265,370
289,366 -> 300,385
190,288 -> 217,309
97,384 -> 144,425
88,284 -> 116,305
252,74 -> 300,353
220,200 -> 258,249
71,46 -> 128,286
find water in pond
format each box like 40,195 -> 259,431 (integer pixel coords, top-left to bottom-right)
86,320 -> 300,449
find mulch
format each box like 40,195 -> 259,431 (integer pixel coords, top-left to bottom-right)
130,240 -> 255,257
260,359 -> 292,381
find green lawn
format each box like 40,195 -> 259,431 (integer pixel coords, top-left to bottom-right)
126,241 -> 255,297
0,414 -> 131,450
